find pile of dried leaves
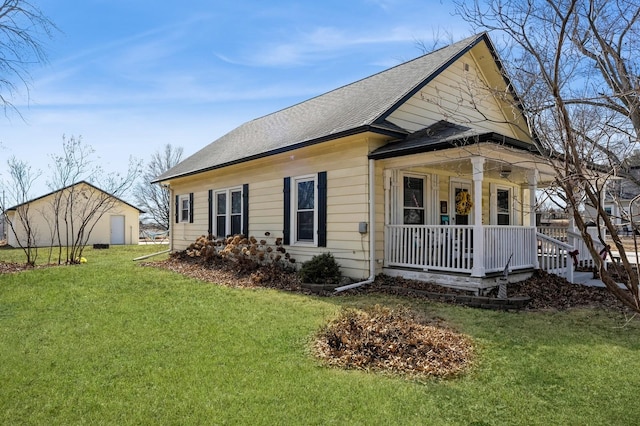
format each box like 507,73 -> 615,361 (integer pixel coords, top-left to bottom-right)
314,305 -> 474,378
490,270 -> 625,311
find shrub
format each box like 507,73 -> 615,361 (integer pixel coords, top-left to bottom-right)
173,233 -> 296,275
298,252 -> 341,285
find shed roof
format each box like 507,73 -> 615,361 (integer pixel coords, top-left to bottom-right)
154,33 -> 496,183
5,180 -> 144,213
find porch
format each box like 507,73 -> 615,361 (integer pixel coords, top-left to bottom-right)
384,224 -> 602,293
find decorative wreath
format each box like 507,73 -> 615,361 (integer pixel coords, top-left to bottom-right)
455,190 -> 473,215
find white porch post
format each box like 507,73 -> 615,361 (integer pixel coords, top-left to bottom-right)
471,157 -> 485,277
526,169 -> 539,269
383,169 -> 392,268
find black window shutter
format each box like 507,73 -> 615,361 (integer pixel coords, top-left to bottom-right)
189,192 -> 194,223
318,171 -> 327,247
207,190 -> 213,236
283,177 -> 290,245
175,194 -> 179,223
242,184 -> 249,237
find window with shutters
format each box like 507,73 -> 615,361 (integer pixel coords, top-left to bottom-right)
179,195 -> 191,223
213,187 -> 243,238
293,175 -> 317,244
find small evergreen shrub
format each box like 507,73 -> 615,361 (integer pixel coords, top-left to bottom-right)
298,252 -> 341,285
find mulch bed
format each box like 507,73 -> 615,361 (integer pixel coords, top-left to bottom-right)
142,258 -> 629,312
352,271 -> 628,311
0,262 -> 35,274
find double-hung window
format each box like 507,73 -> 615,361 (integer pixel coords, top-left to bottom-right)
283,172 -> 327,247
293,175 -> 317,243
176,193 -> 193,223
403,175 -> 425,225
214,187 -> 243,238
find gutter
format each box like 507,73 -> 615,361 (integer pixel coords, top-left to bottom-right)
334,158 -> 376,292
152,126 -> 406,184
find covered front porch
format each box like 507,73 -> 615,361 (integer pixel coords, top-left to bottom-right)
373,140 -> 558,293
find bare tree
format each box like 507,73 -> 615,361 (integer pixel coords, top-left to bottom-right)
45,135 -> 97,263
134,144 -> 183,230
0,156 -> 40,265
0,0 -> 57,116
455,0 -> 640,312
44,135 -> 142,263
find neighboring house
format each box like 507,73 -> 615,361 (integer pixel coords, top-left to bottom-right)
584,168 -> 640,229
154,33 -> 560,292
5,181 -> 142,248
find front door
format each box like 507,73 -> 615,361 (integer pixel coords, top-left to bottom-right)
450,179 -> 473,225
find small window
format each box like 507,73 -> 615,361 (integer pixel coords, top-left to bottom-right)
214,187 -> 243,237
497,188 -> 510,225
403,176 -> 425,225
294,176 -> 317,243
180,196 -> 190,223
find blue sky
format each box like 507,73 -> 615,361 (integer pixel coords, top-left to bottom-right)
0,0 -> 471,198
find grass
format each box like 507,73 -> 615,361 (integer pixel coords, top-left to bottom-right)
1,245 -> 640,425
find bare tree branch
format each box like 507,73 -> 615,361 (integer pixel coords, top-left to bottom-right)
0,0 -> 57,116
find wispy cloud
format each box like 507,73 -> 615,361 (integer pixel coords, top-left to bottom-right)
217,25 -> 440,67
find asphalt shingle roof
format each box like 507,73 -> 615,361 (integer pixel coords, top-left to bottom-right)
154,33 -> 488,182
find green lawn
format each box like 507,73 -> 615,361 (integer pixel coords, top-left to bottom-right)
1,245 -> 639,425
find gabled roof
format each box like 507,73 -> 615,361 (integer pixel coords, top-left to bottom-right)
155,33 -> 500,183
5,180 -> 143,213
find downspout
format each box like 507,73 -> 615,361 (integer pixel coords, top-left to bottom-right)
335,158 -> 376,292
165,183 -> 174,253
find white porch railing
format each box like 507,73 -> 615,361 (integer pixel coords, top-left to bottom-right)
385,225 -> 473,273
386,224 -> 605,282
536,232 -> 574,282
483,226 -> 537,273
538,227 -> 604,270
568,229 -> 605,270
385,225 -> 536,274
537,226 -> 568,242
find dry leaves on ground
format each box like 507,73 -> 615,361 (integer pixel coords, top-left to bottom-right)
356,271 -> 627,311
143,258 -> 302,291
314,305 -> 474,378
0,262 -> 34,274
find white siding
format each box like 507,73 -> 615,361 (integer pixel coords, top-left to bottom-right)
387,48 -> 531,142
168,135 -> 386,279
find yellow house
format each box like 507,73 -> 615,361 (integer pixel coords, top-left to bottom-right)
6,181 -> 142,248
154,33 -> 563,292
